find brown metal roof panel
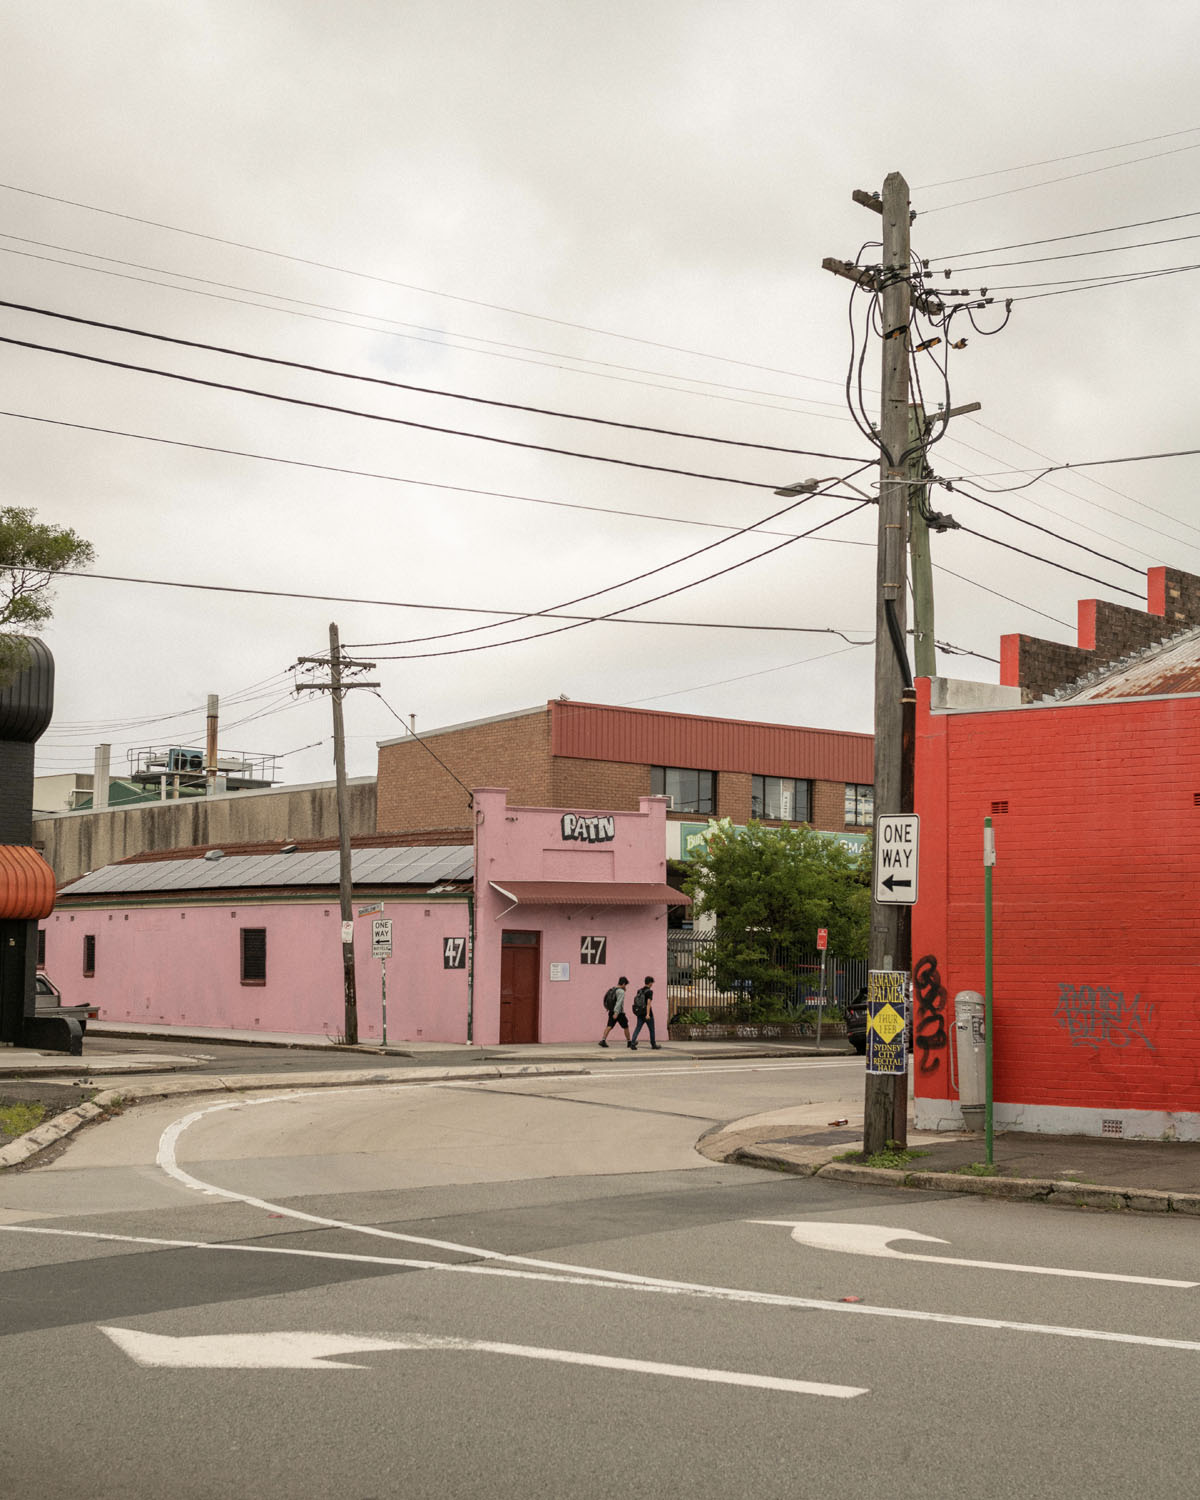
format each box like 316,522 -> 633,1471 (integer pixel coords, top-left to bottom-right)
551,701 -> 872,780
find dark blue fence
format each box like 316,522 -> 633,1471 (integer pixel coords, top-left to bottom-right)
666,932 -> 866,1021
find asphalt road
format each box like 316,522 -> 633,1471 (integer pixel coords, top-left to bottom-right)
1,1057 -> 1197,1500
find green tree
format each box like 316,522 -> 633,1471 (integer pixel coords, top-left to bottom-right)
0,507 -> 95,681
684,821 -> 870,1015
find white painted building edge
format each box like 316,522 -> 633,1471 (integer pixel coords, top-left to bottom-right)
915,1095 -> 1200,1142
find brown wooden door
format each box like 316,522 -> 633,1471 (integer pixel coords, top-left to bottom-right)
499,931 -> 540,1043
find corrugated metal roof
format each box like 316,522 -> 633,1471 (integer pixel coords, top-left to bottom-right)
1052,627 -> 1200,703
59,845 -> 473,898
550,700 -> 873,782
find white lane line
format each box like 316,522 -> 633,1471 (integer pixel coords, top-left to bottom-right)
99,1325 -> 867,1395
751,1221 -> 1200,1289
5,1221 -> 1200,1354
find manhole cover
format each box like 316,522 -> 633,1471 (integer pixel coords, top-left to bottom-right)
764,1129 -> 861,1147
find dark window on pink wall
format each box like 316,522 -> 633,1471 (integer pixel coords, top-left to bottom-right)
37,928 -> 45,967
83,934 -> 96,976
241,928 -> 267,984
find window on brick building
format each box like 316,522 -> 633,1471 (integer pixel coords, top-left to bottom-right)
844,783 -> 874,827
650,765 -> 715,814
751,775 -> 811,822
83,934 -> 96,977
241,928 -> 267,985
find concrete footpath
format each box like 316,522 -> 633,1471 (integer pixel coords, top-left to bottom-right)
702,1107 -> 1200,1216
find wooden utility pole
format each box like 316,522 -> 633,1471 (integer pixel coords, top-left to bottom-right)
908,406 -> 937,680
864,170 -> 913,1153
295,624 -> 378,1045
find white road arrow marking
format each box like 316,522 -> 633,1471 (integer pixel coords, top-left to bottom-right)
99,1327 -> 867,1397
750,1220 -> 1198,1288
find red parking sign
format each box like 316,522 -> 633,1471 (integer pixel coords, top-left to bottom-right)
816,928 -> 828,950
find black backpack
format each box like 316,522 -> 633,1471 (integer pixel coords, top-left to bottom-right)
603,986 -> 620,1016
632,986 -> 651,1018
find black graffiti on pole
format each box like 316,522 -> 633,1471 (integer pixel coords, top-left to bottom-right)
913,953 -> 949,1074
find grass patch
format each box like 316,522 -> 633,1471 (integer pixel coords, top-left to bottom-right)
0,1101 -> 46,1138
957,1161 -> 1000,1177
835,1141 -> 930,1170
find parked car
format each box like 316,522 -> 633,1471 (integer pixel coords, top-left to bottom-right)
843,984 -> 913,1057
35,972 -> 98,1030
844,985 -> 869,1054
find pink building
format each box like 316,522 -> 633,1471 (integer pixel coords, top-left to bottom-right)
42,789 -> 684,1045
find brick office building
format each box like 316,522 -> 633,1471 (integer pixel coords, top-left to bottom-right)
376,699 -> 875,845
913,565 -> 1200,1141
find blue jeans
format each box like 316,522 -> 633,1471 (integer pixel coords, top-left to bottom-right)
630,1011 -> 656,1046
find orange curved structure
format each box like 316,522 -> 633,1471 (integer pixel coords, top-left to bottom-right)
0,845 -> 56,920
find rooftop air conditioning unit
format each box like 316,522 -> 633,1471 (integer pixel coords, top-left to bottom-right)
167,748 -> 205,774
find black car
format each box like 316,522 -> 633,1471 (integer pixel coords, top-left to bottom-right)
844,985 -> 869,1054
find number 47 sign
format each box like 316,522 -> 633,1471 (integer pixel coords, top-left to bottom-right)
874,815 -> 919,905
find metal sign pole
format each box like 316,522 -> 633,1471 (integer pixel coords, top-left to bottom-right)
380,955 -> 388,1050
983,817 -> 996,1166
816,947 -> 826,1052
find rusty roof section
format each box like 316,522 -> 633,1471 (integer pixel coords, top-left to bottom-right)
1050,625 -> 1200,703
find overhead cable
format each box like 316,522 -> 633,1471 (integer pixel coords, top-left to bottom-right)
0,334 -> 816,492
0,298 -> 863,462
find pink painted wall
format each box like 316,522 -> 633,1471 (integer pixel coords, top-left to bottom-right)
472,788 -> 671,1043
41,790 -> 675,1044
42,897 -> 472,1043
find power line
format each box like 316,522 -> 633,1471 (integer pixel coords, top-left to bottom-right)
623,640 -> 871,705
940,229 -> 1200,273
927,208 -> 1200,261
1006,263 -> 1200,301
930,559 -> 1073,628
918,138 -> 1200,214
940,445 -> 1200,481
43,565 -> 875,637
0,239 -> 854,423
0,182 -> 854,391
345,466 -> 873,650
370,691 -> 475,805
952,523 -> 1144,600
966,417 -> 1200,542
0,298 -> 863,464
950,482 -> 1145,576
365,503 -> 873,662
0,407 -> 874,541
0,333 -> 813,492
915,127 -> 1200,190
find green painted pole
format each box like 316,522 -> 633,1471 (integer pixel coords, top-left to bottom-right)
984,816 -> 995,1166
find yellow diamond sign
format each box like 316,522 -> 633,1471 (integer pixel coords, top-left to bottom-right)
870,1002 -> 905,1043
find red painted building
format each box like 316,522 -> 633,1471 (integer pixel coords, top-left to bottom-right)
913,568 -> 1200,1140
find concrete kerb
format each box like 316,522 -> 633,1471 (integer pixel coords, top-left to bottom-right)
0,1062 -> 590,1171
721,1143 -> 1200,1216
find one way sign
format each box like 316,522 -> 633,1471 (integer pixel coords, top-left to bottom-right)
874,815 -> 919,905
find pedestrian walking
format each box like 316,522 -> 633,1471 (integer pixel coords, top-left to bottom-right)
629,976 -> 661,1050
599,976 -> 630,1047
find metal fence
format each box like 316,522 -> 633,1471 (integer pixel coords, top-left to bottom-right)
666,931 -> 867,1021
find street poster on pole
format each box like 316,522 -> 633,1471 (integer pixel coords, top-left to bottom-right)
866,969 -> 908,1075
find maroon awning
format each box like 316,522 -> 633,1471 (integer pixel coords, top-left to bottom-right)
490,880 -> 690,907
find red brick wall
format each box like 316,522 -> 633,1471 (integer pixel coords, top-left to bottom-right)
913,677 -> 1200,1119
549,756 -> 649,811
376,710 -> 551,833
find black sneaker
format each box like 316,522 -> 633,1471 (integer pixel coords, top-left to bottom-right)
598,1040 -> 608,1048
651,1044 -> 661,1050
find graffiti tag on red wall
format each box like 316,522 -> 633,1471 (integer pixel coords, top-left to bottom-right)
1053,984 -> 1156,1052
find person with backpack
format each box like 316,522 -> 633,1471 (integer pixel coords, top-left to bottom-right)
629,976 -> 661,1050
599,976 -> 630,1048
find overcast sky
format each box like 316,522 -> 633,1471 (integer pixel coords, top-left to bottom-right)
4,1 -> 1198,794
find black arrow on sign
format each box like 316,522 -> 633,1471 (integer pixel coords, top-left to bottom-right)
881,876 -> 912,892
